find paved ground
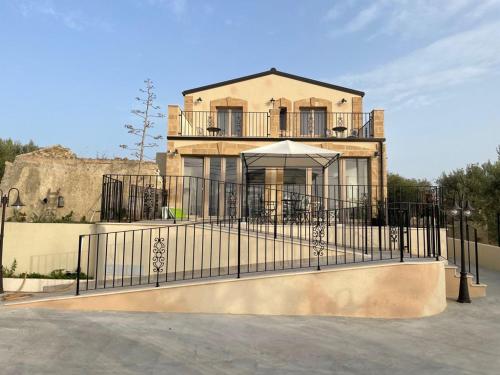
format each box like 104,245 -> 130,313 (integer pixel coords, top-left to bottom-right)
0,269 -> 499,375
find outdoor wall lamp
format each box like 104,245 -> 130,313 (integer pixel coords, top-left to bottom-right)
269,98 -> 275,106
0,187 -> 25,294
340,98 -> 347,104
196,97 -> 202,104
167,149 -> 178,156
450,195 -> 473,303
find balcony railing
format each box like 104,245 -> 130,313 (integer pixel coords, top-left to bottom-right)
179,111 -> 270,137
280,112 -> 373,138
178,111 -> 374,139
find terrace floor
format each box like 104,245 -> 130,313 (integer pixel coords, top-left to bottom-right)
0,268 -> 498,374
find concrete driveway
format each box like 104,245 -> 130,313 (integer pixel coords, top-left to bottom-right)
0,269 -> 499,375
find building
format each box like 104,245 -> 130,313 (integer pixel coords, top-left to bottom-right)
164,68 -> 386,217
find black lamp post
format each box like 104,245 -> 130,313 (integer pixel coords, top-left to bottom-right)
450,195 -> 473,303
0,188 -> 24,294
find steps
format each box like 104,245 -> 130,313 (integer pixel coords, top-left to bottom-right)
445,265 -> 487,299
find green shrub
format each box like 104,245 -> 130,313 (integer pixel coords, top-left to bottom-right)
58,211 -> 74,223
6,211 -> 27,222
2,259 -> 17,277
17,269 -> 91,280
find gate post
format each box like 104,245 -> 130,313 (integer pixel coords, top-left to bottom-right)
435,205 -> 441,261
237,218 -> 241,278
76,235 -> 82,296
274,187 -> 278,239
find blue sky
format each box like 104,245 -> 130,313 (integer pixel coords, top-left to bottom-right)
1,0 -> 499,181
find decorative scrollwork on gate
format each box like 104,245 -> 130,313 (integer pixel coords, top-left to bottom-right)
328,209 -> 337,223
389,227 -> 399,244
152,237 -> 166,274
312,220 -> 326,257
144,185 -> 155,219
227,191 -> 237,219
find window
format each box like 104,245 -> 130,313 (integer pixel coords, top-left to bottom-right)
209,158 -> 222,216
279,108 -> 287,132
284,169 -> 306,198
217,107 -> 243,136
245,169 -> 265,184
206,157 -> 240,216
244,169 -> 265,217
225,158 -> 238,183
184,157 -> 204,178
344,158 -> 369,203
284,169 -> 306,185
328,161 -> 339,186
182,157 -> 204,216
312,167 -> 324,198
299,108 -> 327,136
224,158 -> 238,217
327,160 -> 340,208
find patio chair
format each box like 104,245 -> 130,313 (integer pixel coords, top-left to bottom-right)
294,196 -> 310,224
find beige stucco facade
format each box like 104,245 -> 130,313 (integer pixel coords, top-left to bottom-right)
165,69 -> 387,205
180,73 -> 363,113
6,261 -> 447,319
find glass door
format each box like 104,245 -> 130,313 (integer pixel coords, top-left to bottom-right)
208,157 -> 221,216
183,157 -> 204,218
217,107 -> 243,136
299,108 -> 327,136
345,158 -> 369,205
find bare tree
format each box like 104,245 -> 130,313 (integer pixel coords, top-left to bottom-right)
120,79 -> 164,174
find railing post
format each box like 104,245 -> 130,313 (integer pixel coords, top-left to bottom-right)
76,235 -> 83,296
378,201 -> 382,255
497,212 -> 500,247
364,202 -> 368,255
237,218 -> 241,279
474,228 -> 480,284
274,187 -> 278,239
101,175 -> 106,221
435,205 -> 441,261
399,209 -> 404,262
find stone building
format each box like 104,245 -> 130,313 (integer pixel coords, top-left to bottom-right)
0,145 -> 158,222
164,68 -> 386,215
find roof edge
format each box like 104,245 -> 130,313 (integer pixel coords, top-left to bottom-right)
182,68 -> 365,97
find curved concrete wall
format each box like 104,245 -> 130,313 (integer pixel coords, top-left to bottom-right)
8,261 -> 447,319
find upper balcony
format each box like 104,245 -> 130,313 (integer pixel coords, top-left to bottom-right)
168,107 -> 384,140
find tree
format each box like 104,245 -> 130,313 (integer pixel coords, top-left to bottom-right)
120,79 -> 164,174
0,138 -> 38,181
437,145 -> 500,244
387,172 -> 432,203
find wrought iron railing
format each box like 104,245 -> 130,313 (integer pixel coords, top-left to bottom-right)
179,111 -> 270,137
446,215 -> 481,285
78,196 -> 445,295
177,111 -> 375,139
279,112 -> 373,138
100,174 -> 442,223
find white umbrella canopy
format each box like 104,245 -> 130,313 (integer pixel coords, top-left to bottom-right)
241,140 -> 341,169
